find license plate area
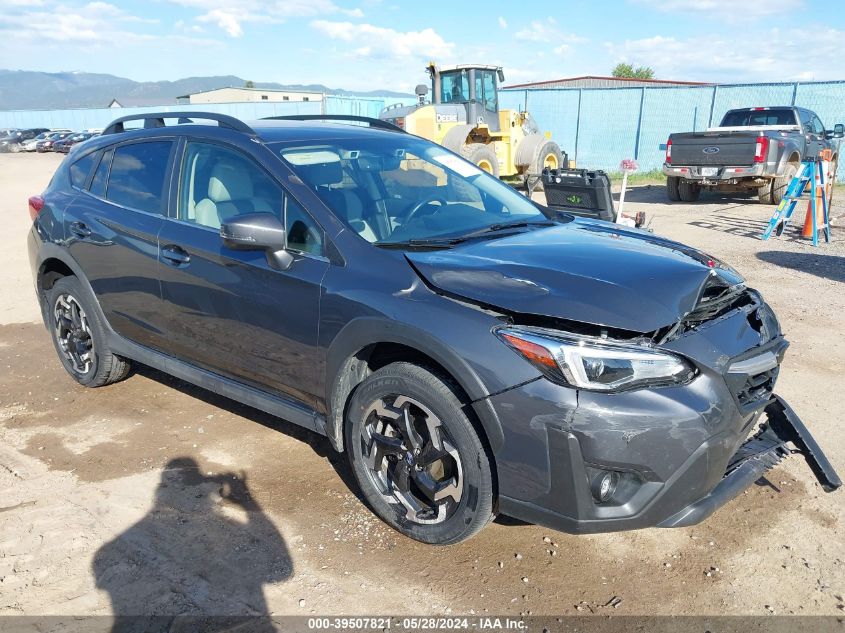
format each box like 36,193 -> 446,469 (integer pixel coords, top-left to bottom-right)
700,167 -> 719,177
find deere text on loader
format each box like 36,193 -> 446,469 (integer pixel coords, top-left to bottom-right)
380,63 -> 566,186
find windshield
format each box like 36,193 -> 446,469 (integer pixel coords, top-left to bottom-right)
274,135 -> 549,246
440,70 -> 470,104
720,109 -> 796,127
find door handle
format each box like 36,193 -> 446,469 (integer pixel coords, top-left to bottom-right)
161,245 -> 191,266
69,221 -> 91,238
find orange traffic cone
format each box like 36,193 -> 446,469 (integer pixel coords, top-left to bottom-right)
802,165 -> 824,239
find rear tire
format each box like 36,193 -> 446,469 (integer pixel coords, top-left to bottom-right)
771,163 -> 798,205
460,143 -> 499,178
678,179 -> 701,202
666,176 -> 681,201
345,362 -> 494,545
758,181 -> 774,205
46,276 -> 131,387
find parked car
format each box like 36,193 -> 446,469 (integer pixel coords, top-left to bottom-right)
22,132 -> 52,152
664,106 -> 844,204
28,112 -> 840,545
36,131 -> 73,153
54,132 -> 97,154
0,128 -> 50,153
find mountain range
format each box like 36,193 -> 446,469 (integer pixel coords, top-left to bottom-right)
0,70 -> 411,111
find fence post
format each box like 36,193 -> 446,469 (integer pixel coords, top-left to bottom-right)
633,86 -> 646,160
791,82 -> 799,105
574,88 -> 582,164
707,85 -> 718,127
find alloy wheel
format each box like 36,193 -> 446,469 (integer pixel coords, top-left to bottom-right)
53,293 -> 94,375
360,395 -> 463,525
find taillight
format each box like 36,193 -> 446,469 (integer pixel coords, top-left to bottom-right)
28,195 -> 44,222
665,138 -> 672,164
754,136 -> 769,163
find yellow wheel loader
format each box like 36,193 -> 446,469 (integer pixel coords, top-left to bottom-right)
380,63 -> 566,187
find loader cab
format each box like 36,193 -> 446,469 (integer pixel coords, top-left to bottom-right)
429,64 -> 505,133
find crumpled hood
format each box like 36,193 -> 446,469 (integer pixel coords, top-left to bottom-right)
406,220 -> 744,333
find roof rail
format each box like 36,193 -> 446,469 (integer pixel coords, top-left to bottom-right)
260,114 -> 406,133
102,112 -> 255,136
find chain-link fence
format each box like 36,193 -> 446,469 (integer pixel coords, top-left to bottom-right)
501,80 -> 845,177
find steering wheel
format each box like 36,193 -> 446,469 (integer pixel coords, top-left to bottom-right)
404,196 -> 447,225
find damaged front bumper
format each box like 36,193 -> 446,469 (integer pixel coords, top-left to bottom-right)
658,395 -> 841,527
489,386 -> 840,535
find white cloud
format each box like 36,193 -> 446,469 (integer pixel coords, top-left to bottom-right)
165,0 -> 365,37
514,16 -> 586,51
196,8 -> 253,37
498,16 -> 507,29
605,27 -> 845,82
631,0 -> 801,14
311,20 -> 454,60
0,2 -> 158,43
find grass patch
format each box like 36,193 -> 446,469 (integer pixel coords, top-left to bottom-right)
605,169 -> 666,186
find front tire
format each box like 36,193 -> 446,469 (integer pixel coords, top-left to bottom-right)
345,362 -> 494,545
46,276 -> 131,387
460,143 -> 500,178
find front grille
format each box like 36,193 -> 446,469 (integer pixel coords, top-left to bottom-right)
735,366 -> 779,408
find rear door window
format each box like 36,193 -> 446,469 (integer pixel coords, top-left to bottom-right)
106,141 -> 173,214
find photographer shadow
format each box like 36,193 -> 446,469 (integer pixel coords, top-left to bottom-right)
93,457 -> 291,632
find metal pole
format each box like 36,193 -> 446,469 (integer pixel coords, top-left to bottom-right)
574,89 -> 582,165
791,82 -> 799,106
707,85 -> 718,128
633,86 -> 646,160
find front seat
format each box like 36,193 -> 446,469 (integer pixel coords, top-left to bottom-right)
195,161 -> 271,229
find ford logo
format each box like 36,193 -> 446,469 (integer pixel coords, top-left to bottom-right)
702,146 -> 720,154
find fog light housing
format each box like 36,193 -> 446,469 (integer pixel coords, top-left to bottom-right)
591,470 -> 620,503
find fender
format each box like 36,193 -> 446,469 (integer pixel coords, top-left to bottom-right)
441,124 -> 476,153
324,316 -> 504,454
33,241 -> 106,327
773,140 -> 803,176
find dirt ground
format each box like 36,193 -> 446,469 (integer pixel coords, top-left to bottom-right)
1,153 -> 843,619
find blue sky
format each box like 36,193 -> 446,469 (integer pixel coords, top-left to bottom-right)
1,0 -> 843,91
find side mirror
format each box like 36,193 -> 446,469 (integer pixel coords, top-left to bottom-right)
834,123 -> 844,139
414,84 -> 429,97
220,213 -> 293,270
497,69 -> 505,83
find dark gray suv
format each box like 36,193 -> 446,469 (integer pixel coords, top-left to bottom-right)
27,112 -> 839,545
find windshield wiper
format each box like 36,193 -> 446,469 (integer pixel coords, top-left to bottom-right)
459,219 -> 556,239
376,220 -> 556,249
376,237 -> 466,249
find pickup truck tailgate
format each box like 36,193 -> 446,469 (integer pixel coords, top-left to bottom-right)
671,133 -> 758,166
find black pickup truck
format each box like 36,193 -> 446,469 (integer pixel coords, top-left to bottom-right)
663,106 -> 843,204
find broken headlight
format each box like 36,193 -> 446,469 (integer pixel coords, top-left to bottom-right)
496,326 -> 696,392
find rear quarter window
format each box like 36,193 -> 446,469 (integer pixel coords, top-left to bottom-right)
105,141 -> 172,214
69,150 -> 100,190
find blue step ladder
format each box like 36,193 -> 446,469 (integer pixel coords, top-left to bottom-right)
761,155 -> 831,246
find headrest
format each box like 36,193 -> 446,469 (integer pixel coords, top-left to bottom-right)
208,161 -> 253,202
296,160 -> 343,187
